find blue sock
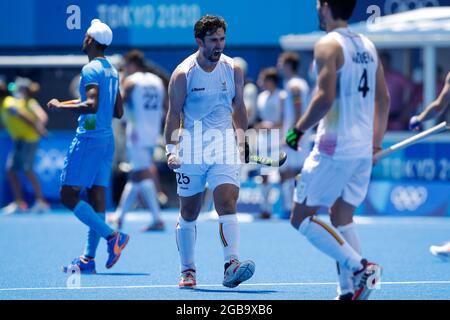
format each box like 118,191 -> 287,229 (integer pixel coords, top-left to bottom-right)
83,212 -> 105,259
74,201 -> 113,239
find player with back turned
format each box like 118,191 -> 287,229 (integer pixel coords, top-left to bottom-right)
285,0 -> 390,300
47,19 -> 129,274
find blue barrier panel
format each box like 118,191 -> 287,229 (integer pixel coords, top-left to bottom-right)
358,132 -> 450,216
237,180 -> 283,216
0,130 -> 114,209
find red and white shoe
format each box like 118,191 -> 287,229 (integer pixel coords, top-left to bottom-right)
352,259 -> 382,300
223,259 -> 255,288
179,269 -> 196,289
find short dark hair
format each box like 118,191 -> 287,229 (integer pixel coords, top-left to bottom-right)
260,67 -> 279,86
194,15 -> 227,40
124,49 -> 146,68
320,0 -> 357,21
279,52 -> 300,73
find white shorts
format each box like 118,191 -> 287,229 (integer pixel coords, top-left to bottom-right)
279,145 -> 309,172
293,151 -> 372,208
175,163 -> 241,197
127,146 -> 154,171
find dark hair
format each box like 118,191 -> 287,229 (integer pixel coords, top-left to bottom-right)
194,15 -> 227,40
320,0 -> 357,21
260,67 -> 279,86
279,52 -> 300,73
124,49 -> 146,69
91,39 -> 107,51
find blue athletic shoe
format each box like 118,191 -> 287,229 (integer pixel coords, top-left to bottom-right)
106,231 -> 130,269
62,256 -> 96,274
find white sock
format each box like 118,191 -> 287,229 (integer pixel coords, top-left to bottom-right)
336,223 -> 362,295
116,182 -> 139,221
299,216 -> 363,273
259,183 -> 271,213
176,216 -> 196,272
218,214 -> 240,262
281,179 -> 295,211
139,179 -> 162,223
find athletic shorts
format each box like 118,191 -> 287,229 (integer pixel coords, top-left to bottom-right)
279,145 -> 309,172
293,151 -> 372,208
7,140 -> 38,171
127,146 -> 154,171
61,135 -> 114,188
174,163 -> 241,197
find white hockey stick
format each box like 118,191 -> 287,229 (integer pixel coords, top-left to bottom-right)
374,121 -> 449,161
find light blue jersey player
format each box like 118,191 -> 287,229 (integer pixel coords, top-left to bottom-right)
47,19 -> 129,274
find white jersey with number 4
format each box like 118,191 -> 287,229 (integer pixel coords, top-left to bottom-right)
313,27 -> 378,160
126,71 -> 165,147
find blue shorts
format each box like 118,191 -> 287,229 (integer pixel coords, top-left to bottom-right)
61,135 -> 115,188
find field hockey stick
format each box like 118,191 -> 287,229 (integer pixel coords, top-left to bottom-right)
245,136 -> 288,167
374,121 -> 449,161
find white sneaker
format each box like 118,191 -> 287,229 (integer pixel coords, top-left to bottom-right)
223,259 -> 255,288
1,202 -> 28,215
30,200 -> 49,213
352,259 -> 382,300
430,242 -> 450,261
179,269 -> 196,289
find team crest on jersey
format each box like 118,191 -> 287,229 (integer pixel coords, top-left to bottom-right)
221,81 -> 227,91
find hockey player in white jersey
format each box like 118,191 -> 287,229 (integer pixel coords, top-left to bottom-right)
285,0 -> 390,300
113,50 -> 166,232
164,15 -> 255,289
277,52 -> 311,219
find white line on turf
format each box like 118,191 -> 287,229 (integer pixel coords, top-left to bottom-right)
1,280 -> 450,292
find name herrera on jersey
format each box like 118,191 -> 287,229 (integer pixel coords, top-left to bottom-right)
352,51 -> 375,64
191,87 -> 206,92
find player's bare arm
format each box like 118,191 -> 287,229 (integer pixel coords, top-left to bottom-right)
164,67 -> 186,169
47,84 -> 100,114
418,72 -> 450,122
114,91 -> 124,119
232,65 -> 249,159
290,85 -> 303,122
121,78 -> 135,103
296,39 -> 341,131
373,55 -> 390,153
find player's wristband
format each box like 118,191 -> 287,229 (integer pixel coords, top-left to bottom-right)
165,144 -> 177,157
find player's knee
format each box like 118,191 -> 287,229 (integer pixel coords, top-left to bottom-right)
180,203 -> 201,221
60,187 -> 79,210
290,210 -> 308,230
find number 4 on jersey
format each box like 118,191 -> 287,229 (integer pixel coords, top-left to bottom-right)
358,68 -> 370,98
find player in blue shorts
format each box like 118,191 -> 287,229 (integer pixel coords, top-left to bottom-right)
47,19 -> 129,274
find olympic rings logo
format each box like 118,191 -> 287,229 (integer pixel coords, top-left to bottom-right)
390,186 -> 428,211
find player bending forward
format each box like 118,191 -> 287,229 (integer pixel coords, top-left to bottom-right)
285,0 -> 390,300
410,71 -> 450,260
164,15 -> 255,289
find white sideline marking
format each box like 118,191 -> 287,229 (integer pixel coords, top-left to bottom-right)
1,280 -> 450,292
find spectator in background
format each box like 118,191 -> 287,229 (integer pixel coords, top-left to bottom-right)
255,67 -> 284,219
277,51 -> 311,218
0,77 -> 49,214
380,52 -> 413,130
233,57 -> 258,128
